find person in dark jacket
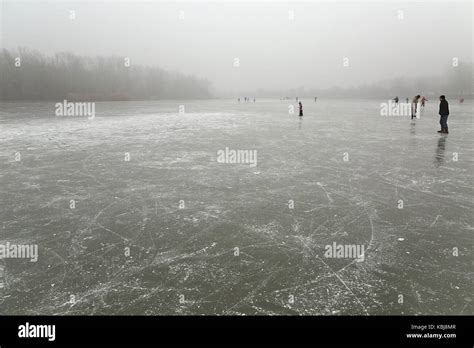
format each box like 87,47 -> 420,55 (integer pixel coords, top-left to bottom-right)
298,101 -> 303,116
438,95 -> 449,134
411,95 -> 421,119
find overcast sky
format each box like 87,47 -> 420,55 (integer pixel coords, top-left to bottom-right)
1,1 -> 472,94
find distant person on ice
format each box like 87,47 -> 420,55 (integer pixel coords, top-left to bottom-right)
421,96 -> 427,108
393,96 -> 399,104
411,95 -> 421,119
314,97 -> 318,102
438,95 -> 450,134
298,101 -> 303,116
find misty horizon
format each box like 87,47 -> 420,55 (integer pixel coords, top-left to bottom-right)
1,1 -> 472,97
1,46 -> 471,100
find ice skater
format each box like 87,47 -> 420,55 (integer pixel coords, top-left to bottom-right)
438,95 -> 449,134
298,101 -> 303,116
421,96 -> 427,109
314,96 -> 318,102
393,96 -> 399,104
411,95 -> 420,120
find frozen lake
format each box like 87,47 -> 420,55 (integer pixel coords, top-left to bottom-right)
0,98 -> 472,315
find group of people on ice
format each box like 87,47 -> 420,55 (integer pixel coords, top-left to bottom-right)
237,94 -> 455,134
393,94 -> 451,134
238,97 -> 255,103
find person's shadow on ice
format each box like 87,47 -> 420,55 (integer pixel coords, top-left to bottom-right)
434,136 -> 447,167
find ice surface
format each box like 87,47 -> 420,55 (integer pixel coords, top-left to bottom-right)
0,99 -> 472,315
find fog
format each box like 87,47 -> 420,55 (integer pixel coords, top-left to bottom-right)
1,0 -> 473,97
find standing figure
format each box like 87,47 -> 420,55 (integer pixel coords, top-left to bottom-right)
298,101 -> 303,116
438,95 -> 449,134
393,96 -> 399,104
421,96 -> 427,108
411,95 -> 421,119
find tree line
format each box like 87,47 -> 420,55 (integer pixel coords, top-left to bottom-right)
0,48 -> 213,101
249,62 -> 473,100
